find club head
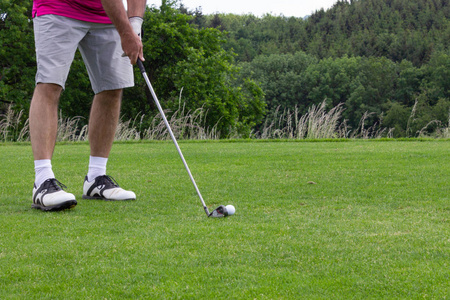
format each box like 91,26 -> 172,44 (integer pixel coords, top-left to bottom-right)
208,205 -> 228,218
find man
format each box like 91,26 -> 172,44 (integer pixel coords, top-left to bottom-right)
30,0 -> 146,211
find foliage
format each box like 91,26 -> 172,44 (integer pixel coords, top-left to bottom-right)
238,51 -> 317,114
239,51 -> 450,136
194,0 -> 450,137
1,0 -> 265,137
204,13 -> 307,62
123,0 -> 266,137
1,0 -> 450,138
207,0 -> 450,66
0,0 -> 35,113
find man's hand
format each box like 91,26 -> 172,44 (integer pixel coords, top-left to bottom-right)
101,0 -> 145,64
122,16 -> 144,64
121,29 -> 143,64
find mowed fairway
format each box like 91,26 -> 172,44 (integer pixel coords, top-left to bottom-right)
0,140 -> 449,299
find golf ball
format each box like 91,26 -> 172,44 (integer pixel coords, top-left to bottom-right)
226,205 -> 236,216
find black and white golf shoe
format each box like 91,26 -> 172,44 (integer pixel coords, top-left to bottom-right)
32,179 -> 77,211
82,175 -> 136,201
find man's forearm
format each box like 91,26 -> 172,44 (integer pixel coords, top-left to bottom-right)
101,0 -> 134,37
101,0 -> 144,63
127,0 -> 146,18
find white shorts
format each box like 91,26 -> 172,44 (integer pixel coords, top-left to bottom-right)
33,14 -> 134,94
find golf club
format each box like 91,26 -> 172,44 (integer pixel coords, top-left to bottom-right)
137,59 -> 231,218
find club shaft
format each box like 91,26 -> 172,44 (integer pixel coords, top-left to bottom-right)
138,61 -> 210,216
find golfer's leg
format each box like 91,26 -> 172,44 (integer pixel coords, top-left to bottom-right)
81,23 -> 135,200
83,89 -> 136,201
88,89 -> 122,158
80,23 -> 132,156
31,15 -> 86,160
30,83 -> 77,211
29,83 -> 62,160
30,15 -> 87,211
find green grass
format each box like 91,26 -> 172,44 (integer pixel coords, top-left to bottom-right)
0,140 -> 449,299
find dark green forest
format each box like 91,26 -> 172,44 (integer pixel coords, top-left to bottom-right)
1,0 -> 449,138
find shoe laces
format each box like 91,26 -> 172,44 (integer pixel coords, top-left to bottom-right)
45,178 -> 67,192
97,175 -> 119,188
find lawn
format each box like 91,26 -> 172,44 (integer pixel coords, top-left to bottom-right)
0,140 -> 449,299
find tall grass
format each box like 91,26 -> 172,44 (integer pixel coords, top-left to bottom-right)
1,101 -> 449,142
0,105 -> 29,142
417,109 -> 450,139
0,104 -> 218,142
141,104 -> 219,140
350,111 -> 392,139
255,101 -> 394,139
255,102 -> 345,139
56,112 -> 88,142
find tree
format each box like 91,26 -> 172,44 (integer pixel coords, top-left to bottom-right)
210,0 -> 450,66
0,0 -> 35,113
123,1 -> 266,136
238,51 -> 317,114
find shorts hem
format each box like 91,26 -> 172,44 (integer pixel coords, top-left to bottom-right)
35,78 -> 65,90
94,83 -> 135,95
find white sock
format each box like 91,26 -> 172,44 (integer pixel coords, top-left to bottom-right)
34,159 -> 55,188
87,156 -> 108,182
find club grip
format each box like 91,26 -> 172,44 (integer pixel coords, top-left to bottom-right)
137,59 -> 146,74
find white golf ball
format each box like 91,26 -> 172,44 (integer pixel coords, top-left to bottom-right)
226,205 -> 236,216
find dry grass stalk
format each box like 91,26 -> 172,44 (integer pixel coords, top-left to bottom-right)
0,105 -> 25,142
257,101 -> 345,139
56,112 -> 86,142
406,99 -> 418,137
142,105 -> 218,140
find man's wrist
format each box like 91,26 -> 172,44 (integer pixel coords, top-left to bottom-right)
129,16 -> 143,39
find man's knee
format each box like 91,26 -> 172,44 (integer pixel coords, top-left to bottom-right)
33,83 -> 63,103
97,89 -> 123,97
94,89 -> 123,104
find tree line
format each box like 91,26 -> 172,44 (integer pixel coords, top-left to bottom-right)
197,0 -> 450,66
1,0 -> 449,138
195,0 -> 450,136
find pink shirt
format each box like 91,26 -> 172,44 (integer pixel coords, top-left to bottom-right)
32,0 -> 112,24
